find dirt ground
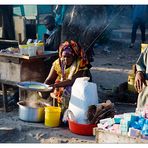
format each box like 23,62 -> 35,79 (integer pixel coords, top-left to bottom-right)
91,40 -> 139,92
0,40 -> 141,143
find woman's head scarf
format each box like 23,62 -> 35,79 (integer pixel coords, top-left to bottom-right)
59,40 -> 88,68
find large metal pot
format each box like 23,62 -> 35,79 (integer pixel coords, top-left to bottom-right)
17,101 -> 45,122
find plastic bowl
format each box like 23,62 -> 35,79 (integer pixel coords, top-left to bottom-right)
68,120 -> 97,136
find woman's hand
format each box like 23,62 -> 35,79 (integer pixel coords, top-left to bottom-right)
38,84 -> 54,99
48,84 -> 55,91
134,71 -> 147,93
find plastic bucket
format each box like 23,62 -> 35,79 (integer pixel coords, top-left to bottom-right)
141,43 -> 148,53
128,73 -> 136,92
45,106 -> 61,127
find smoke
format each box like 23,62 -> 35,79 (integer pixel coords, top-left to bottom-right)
61,5 -> 107,50
25,91 -> 41,108
67,5 -> 76,27
61,5 -> 129,52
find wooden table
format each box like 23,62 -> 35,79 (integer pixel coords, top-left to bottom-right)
0,51 -> 58,112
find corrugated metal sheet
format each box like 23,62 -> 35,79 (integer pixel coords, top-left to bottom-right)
37,24 -> 46,40
13,5 -> 37,17
13,5 -> 53,17
37,5 -> 53,14
13,5 -> 25,16
24,5 -> 37,16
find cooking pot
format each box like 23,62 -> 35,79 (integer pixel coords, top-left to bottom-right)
17,101 -> 45,122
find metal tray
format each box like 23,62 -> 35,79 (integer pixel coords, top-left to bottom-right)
17,81 -> 53,92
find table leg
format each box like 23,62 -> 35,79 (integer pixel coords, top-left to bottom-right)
19,88 -> 22,101
1,83 -> 8,112
19,88 -> 27,101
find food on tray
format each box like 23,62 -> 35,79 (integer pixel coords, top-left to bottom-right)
28,84 -> 46,89
17,81 -> 52,92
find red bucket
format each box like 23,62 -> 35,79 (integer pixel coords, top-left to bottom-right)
68,120 -> 97,136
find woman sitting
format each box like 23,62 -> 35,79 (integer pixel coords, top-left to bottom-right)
43,40 -> 92,112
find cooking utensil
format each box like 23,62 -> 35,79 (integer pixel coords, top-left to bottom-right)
17,81 -> 53,92
17,101 -> 45,122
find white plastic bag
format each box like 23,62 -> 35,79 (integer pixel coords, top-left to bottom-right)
62,109 -> 76,122
68,77 -> 99,124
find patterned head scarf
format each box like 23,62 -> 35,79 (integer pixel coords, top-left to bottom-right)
59,40 -> 88,68
58,40 -> 89,81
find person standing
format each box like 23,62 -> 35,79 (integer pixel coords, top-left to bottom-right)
43,5 -> 67,51
129,5 -> 148,48
43,14 -> 62,75
43,14 -> 61,51
135,46 -> 148,111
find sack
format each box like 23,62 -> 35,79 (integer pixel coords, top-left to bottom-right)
68,77 -> 99,124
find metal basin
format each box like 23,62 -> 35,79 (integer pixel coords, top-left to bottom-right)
17,81 -> 53,92
17,101 -> 45,122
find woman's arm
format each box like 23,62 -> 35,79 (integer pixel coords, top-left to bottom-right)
38,65 -> 58,99
44,65 -> 58,85
135,50 -> 147,92
135,71 -> 147,93
136,52 -> 146,74
53,69 -> 90,88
